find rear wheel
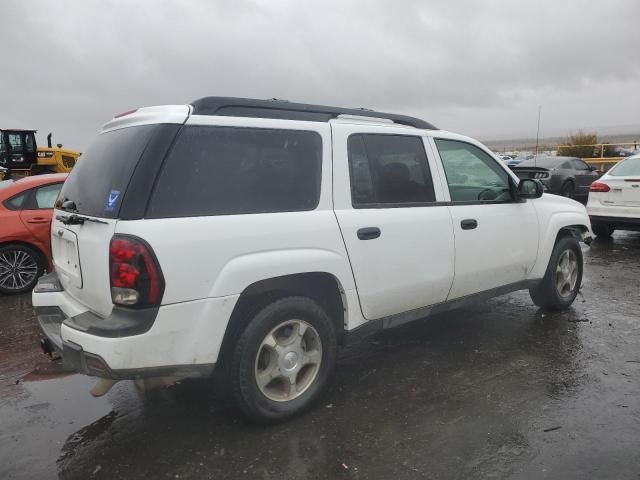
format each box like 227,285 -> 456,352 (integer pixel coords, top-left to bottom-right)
592,223 -> 614,237
0,244 -> 44,294
529,236 -> 583,311
231,296 -> 337,423
560,181 -> 575,198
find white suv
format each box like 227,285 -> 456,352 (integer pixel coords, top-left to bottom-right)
33,97 -> 591,422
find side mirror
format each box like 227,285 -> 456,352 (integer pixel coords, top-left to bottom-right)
518,178 -> 544,199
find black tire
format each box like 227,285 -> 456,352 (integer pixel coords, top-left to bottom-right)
529,236 -> 583,311
231,296 -> 337,423
560,181 -> 575,199
0,244 -> 45,294
592,223 -> 614,237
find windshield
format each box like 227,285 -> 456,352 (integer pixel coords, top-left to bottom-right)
609,157 -> 640,176
58,125 -> 157,218
517,157 -> 563,168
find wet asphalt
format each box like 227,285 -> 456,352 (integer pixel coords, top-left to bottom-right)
1,233 -> 640,479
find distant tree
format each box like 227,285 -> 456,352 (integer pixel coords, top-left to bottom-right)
557,130 -> 598,158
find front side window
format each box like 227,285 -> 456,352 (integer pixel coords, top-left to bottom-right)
147,126 -> 322,218
435,139 -> 513,202
347,134 -> 435,206
7,133 -> 24,152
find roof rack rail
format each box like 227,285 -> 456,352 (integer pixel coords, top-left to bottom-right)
189,97 -> 436,130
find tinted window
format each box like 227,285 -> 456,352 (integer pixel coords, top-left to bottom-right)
347,134 -> 435,206
58,125 -> 157,218
147,126 -> 322,218
435,139 -> 513,202
609,157 -> 640,176
33,183 -> 62,209
560,161 -> 572,169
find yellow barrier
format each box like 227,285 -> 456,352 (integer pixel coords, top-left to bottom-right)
557,142 -> 639,172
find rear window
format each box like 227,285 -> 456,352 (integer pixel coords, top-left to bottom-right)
58,125 -> 157,218
147,126 -> 322,218
609,157 -> 640,176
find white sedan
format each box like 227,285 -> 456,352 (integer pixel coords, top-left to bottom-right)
587,153 -> 640,237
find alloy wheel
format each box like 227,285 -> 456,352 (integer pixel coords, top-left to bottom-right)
0,249 -> 39,292
555,249 -> 578,298
254,319 -> 323,402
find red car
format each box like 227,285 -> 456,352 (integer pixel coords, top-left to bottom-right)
0,174 -> 67,294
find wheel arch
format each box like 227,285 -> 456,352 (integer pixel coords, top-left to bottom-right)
528,212 -> 590,280
216,272 -> 347,371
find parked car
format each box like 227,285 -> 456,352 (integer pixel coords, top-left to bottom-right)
0,174 -> 67,294
33,98 -> 591,423
510,156 -> 601,199
587,153 -> 640,237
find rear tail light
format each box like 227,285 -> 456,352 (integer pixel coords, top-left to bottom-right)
589,182 -> 610,193
109,235 -> 164,307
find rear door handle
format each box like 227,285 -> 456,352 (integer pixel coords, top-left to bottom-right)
26,217 -> 50,224
357,227 -> 381,240
460,219 -> 478,230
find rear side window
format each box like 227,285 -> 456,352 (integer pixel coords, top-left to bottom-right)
147,126 -> 322,218
3,191 -> 28,210
347,134 -> 435,206
58,125 -> 157,218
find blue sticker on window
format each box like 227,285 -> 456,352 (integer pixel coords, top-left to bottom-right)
105,190 -> 121,212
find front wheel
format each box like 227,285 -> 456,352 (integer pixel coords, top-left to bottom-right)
529,236 -> 583,311
231,296 -> 337,423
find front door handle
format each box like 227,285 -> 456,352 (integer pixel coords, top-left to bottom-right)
460,219 -> 478,230
357,227 -> 381,240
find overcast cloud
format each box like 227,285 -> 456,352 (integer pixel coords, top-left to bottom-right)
2,0 -> 639,150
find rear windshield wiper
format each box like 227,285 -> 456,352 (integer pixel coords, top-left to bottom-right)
56,214 -> 108,225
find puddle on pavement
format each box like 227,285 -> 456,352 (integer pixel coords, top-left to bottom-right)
0,373 -> 121,480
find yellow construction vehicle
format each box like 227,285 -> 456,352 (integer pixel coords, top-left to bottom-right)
0,129 -> 80,180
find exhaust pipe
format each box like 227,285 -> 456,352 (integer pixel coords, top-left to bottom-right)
47,133 -> 52,148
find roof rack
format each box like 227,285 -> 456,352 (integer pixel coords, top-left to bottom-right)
190,97 -> 436,130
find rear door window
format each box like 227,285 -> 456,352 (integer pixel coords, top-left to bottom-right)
147,126 -> 322,218
347,134 -> 435,206
58,125 -> 158,218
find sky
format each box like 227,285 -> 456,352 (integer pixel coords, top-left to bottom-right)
2,0 -> 640,151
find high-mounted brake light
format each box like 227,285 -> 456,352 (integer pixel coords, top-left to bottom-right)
114,109 -> 138,119
109,235 -> 164,307
589,182 -> 610,193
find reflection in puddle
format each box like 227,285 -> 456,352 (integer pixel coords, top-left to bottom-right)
0,374 -> 118,480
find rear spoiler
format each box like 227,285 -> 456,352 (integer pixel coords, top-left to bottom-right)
509,166 -> 549,172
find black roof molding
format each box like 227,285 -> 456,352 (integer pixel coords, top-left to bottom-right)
190,97 -> 436,130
